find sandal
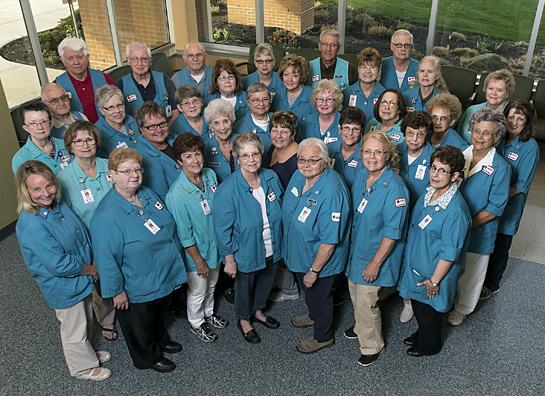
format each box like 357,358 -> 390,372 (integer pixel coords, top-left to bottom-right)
101,326 -> 118,341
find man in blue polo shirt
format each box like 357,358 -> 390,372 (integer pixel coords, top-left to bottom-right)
380,30 -> 419,92
41,83 -> 88,139
171,42 -> 212,100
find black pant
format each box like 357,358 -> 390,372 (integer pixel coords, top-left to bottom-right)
409,299 -> 443,355
484,233 -> 513,292
116,293 -> 173,369
296,273 -> 336,342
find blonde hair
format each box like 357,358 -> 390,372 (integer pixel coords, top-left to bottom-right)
16,160 -> 61,215
108,147 -> 143,171
361,131 -> 400,172
311,80 -> 343,112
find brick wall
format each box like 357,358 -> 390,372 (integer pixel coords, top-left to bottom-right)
78,0 -> 170,70
227,0 -> 314,35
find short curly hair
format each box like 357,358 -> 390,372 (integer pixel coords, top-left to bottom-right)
430,145 -> 465,174
209,59 -> 243,95
361,130 -> 400,172
400,111 -> 434,140
357,47 -> 381,69
173,132 -> 205,161
311,80 -> 343,112
468,107 -> 507,146
426,93 -> 462,122
484,69 -> 516,96
277,54 -> 310,86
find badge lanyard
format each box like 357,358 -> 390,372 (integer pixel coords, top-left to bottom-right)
357,187 -> 373,213
137,208 -> 161,234
78,177 -> 94,204
419,206 -> 441,229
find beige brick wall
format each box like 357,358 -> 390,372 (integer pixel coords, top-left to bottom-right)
227,0 -> 314,35
78,0 -> 170,70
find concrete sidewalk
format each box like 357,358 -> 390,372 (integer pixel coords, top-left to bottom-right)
0,0 -> 76,108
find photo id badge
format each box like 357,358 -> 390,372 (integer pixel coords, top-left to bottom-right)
144,219 -> 161,234
165,105 -> 173,118
419,215 -> 433,229
201,199 -> 211,215
415,164 -> 426,180
298,207 -> 311,223
349,94 -> 357,107
357,198 -> 368,213
80,189 -> 95,204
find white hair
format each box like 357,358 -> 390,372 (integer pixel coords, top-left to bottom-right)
40,83 -> 65,99
126,42 -> 151,59
184,41 -> 206,53
58,37 -> 88,58
298,138 -> 330,163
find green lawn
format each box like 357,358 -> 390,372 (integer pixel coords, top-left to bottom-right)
348,0 -> 545,46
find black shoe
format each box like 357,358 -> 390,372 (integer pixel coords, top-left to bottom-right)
344,326 -> 358,339
333,294 -> 346,306
403,337 -> 414,347
163,341 -> 182,354
151,357 -> 176,373
357,352 -> 381,367
170,305 -> 186,318
406,347 -> 426,357
223,288 -> 235,304
237,321 -> 260,344
252,315 -> 280,329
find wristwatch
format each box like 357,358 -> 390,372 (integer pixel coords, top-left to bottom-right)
430,279 -> 438,287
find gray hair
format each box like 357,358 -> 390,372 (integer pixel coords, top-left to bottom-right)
320,29 -> 342,46
468,107 -> 508,146
310,79 -> 343,112
184,41 -> 205,53
391,29 -> 414,45
254,43 -> 274,61
175,85 -> 202,104
95,85 -> 124,109
298,138 -> 330,164
203,99 -> 236,124
246,82 -> 272,101
58,37 -> 88,58
126,42 -> 151,59
40,83 -> 65,100
233,132 -> 264,160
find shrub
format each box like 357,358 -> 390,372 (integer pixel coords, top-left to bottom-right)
213,28 -> 242,44
367,23 -> 393,38
433,46 -> 450,57
210,6 -> 219,13
452,47 -> 478,59
397,21 -> 412,31
37,9 -> 84,62
353,12 -> 375,27
268,30 -> 298,50
449,32 -> 467,41
321,24 -> 338,32
316,0 -> 338,8
315,9 -> 330,20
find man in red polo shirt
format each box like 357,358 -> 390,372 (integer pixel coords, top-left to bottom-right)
55,37 -> 115,123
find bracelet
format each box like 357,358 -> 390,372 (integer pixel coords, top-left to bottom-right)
430,279 -> 438,287
310,268 -> 320,274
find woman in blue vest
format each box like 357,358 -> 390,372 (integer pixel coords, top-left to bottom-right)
169,85 -> 209,142
242,43 -> 284,104
299,79 -> 342,144
343,48 -> 385,128
274,54 -> 315,124
398,146 -> 472,356
447,108 -> 511,326
365,89 -> 407,145
402,56 -> 447,112
90,148 -> 187,373
94,85 -> 140,157
345,131 -> 409,366
57,121 -> 117,341
214,132 -> 284,344
204,59 -> 248,121
16,160 -> 111,381
482,100 -> 540,299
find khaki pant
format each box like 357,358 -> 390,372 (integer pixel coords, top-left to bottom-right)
349,280 -> 384,355
454,252 -> 490,315
92,281 -> 115,327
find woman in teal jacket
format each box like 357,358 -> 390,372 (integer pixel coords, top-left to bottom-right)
15,160 -> 111,381
90,148 -> 187,373
214,132 -> 284,344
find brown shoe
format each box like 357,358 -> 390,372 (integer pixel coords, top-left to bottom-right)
296,337 -> 335,354
291,315 -> 314,328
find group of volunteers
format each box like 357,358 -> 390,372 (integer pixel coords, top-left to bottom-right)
13,27 -> 539,380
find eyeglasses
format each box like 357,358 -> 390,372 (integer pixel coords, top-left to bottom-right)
472,128 -> 494,137
392,43 -> 413,49
362,149 -> 387,156
72,138 -> 96,147
341,125 -> 362,133
359,65 -> 378,71
143,121 -> 168,131
116,167 -> 144,175
320,42 -> 339,48
405,131 -> 427,139
218,75 -> 236,82
102,104 -> 125,112
44,93 -> 71,106
297,157 -> 322,165
25,120 -> 51,129
180,98 -> 201,107
316,97 -> 335,104
380,100 -> 398,108
186,53 -> 204,59
271,129 -> 291,135
428,164 -> 453,174
128,57 -> 151,63
255,59 -> 274,65
432,115 -> 450,123
249,97 -> 270,104
239,152 -> 261,160
283,72 -> 300,79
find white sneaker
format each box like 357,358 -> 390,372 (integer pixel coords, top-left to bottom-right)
446,310 -> 466,326
268,290 -> 299,303
76,367 -> 112,381
400,299 -> 414,323
479,286 -> 499,300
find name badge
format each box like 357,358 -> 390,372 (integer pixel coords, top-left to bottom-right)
419,215 -> 433,229
408,76 -> 416,82
81,189 -> 94,204
106,173 -> 113,183
482,165 -> 495,176
331,212 -> 341,222
324,136 -> 338,144
298,207 -> 311,223
312,74 -> 320,82
395,198 -> 407,207
155,201 -> 164,210
211,183 -> 217,193
60,162 -> 68,170
406,106 -> 416,112
347,160 -> 358,168
291,186 -> 298,197
201,199 -> 211,215
267,191 -> 277,202
116,141 -> 128,148
60,155 -> 70,163
415,164 -> 426,180
165,105 -> 172,118
126,94 -> 137,102
145,219 -> 161,234
357,198 -> 368,213
209,132 -> 215,139
507,151 -> 519,161
373,98 -> 378,105
390,133 -> 401,142
349,94 -> 357,107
